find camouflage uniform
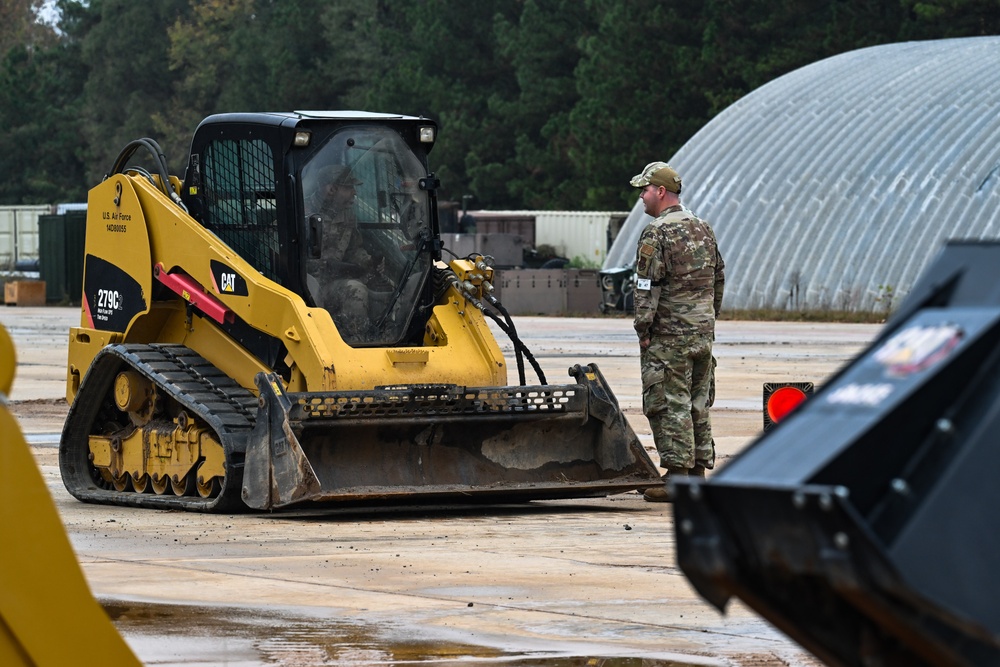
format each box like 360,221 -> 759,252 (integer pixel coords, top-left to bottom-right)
315,207 -> 371,267
304,189 -> 372,337
634,204 -> 725,471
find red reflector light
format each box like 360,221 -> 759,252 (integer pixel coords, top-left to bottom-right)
768,386 -> 807,421
763,382 -> 814,430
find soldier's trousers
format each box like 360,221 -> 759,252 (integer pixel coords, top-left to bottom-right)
641,334 -> 716,471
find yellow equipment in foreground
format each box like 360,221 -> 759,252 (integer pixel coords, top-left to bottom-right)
60,111 -> 659,511
0,324 -> 141,665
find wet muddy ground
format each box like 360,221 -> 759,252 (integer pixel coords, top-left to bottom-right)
3,307 -> 880,666
106,599 -> 718,666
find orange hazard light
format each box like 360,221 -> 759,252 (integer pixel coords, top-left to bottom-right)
763,382 -> 814,430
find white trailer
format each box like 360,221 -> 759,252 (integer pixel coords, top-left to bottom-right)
471,210 -> 628,267
0,205 -> 51,270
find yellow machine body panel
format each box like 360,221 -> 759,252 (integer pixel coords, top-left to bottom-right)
0,324 -> 141,666
69,174 -> 506,401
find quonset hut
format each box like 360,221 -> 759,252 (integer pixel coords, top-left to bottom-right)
604,36 -> 1000,313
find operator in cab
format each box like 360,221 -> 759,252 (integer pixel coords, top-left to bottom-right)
303,163 -> 373,338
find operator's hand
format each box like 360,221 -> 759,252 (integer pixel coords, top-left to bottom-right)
330,261 -> 365,279
639,336 -> 651,351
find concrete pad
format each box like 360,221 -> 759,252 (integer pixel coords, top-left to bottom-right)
2,307 -> 879,665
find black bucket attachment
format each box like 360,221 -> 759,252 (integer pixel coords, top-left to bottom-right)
673,242 -> 1000,667
242,363 -> 660,509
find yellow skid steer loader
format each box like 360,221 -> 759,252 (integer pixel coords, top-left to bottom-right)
59,111 -> 659,512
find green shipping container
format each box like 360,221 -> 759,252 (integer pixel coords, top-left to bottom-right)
39,211 -> 87,304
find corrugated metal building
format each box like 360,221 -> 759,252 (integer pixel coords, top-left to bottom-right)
611,36 -> 1000,312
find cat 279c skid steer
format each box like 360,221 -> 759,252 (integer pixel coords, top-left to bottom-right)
59,111 -> 659,512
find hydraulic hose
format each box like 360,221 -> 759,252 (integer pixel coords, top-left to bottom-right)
108,137 -> 187,212
484,293 -> 547,385
438,266 -> 546,386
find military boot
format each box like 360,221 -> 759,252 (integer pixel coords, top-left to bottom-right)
690,464 -> 708,478
643,467 -> 688,503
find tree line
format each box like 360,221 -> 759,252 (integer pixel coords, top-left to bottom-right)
2,0 -> 997,210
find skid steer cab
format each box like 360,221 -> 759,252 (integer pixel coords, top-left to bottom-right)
674,242 -> 1000,666
59,111 -> 660,512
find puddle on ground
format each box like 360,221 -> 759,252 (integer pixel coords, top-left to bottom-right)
105,601 -> 707,667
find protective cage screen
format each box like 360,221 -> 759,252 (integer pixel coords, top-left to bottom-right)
201,138 -> 281,284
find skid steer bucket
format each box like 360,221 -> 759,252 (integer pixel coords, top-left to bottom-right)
672,242 -> 1000,667
243,363 -> 660,509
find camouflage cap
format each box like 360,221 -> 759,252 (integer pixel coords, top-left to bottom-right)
629,162 -> 682,193
319,164 -> 362,186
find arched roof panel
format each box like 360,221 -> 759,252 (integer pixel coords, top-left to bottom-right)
655,36 -> 1000,312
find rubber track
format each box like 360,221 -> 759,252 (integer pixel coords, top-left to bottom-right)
59,344 -> 258,513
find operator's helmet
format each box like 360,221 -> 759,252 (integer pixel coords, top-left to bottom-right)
305,164 -> 362,198
324,164 -> 362,187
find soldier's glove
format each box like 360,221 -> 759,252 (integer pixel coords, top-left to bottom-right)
329,261 -> 366,279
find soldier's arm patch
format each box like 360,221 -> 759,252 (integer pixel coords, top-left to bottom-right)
636,242 -> 656,277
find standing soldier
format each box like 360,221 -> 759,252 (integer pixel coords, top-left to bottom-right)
629,162 -> 725,502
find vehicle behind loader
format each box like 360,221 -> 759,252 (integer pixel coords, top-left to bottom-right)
673,242 -> 1000,666
60,111 -> 659,512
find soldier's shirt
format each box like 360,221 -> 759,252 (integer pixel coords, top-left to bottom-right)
633,205 -> 725,339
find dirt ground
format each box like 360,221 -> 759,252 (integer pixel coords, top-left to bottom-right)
2,306 -> 880,666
